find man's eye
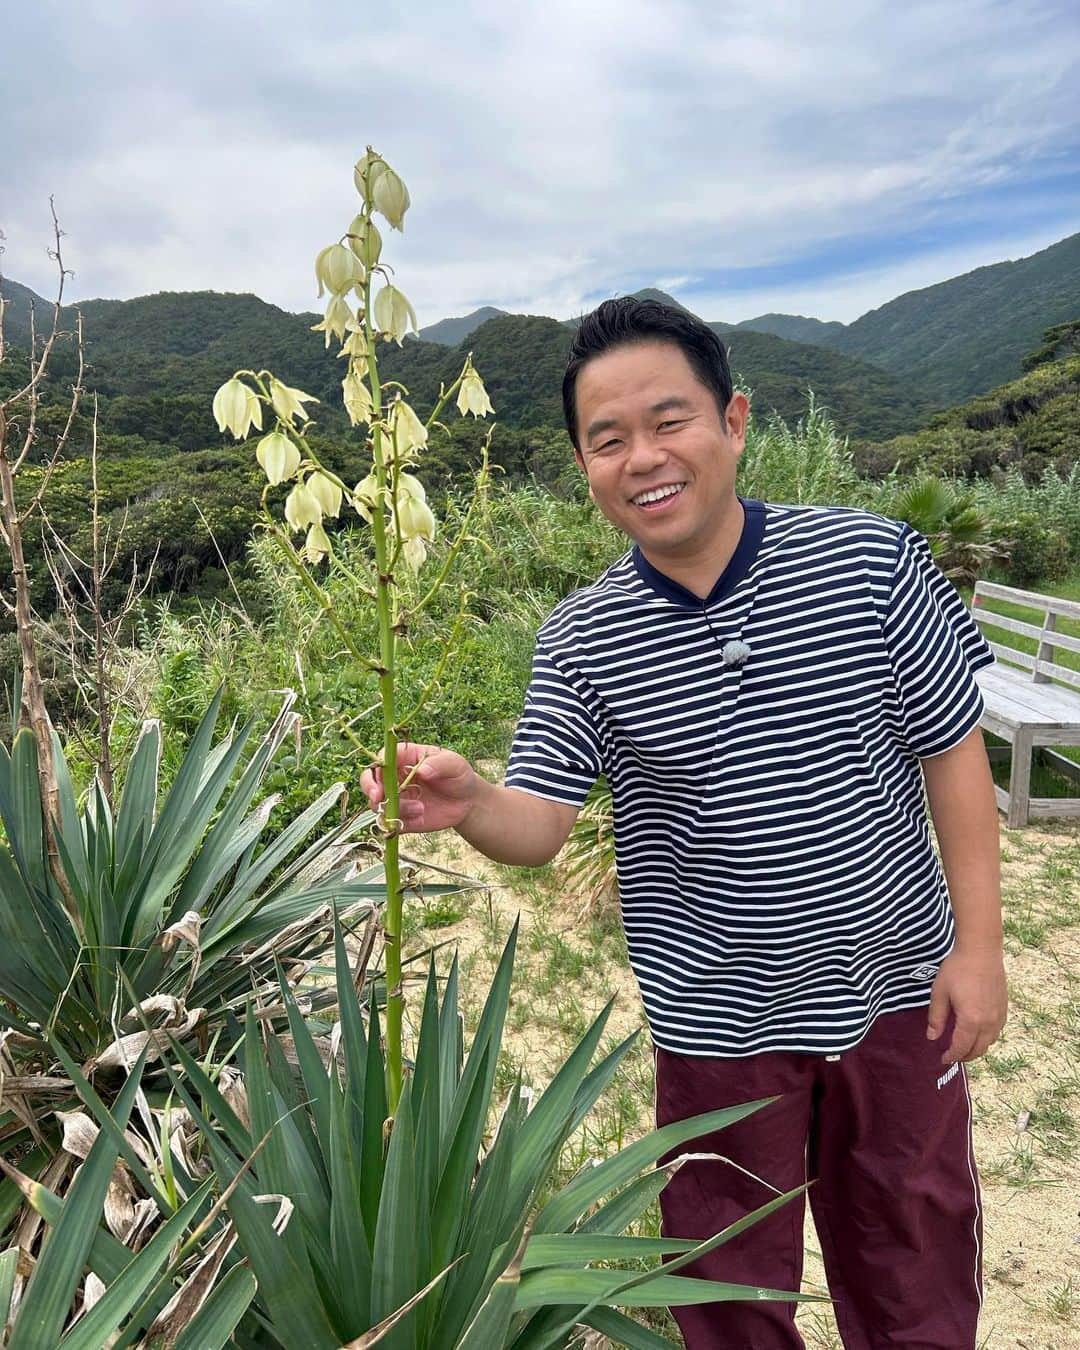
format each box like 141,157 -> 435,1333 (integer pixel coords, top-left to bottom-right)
595,439 -> 621,453
658,419 -> 684,431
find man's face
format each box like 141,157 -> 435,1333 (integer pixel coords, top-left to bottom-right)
573,340 -> 748,566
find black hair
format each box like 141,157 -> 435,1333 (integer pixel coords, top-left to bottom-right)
562,297 -> 734,449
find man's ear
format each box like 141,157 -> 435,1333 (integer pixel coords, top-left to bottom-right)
575,447 -> 595,501
725,392 -> 750,453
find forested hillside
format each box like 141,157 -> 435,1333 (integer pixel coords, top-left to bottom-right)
741,232 -> 1080,407
856,325 -> 1080,481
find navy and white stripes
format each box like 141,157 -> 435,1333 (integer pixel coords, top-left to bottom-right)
506,500 -> 994,1057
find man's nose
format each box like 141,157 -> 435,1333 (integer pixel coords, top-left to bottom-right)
625,432 -> 667,472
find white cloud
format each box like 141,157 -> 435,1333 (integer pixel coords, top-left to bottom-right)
3,0 -> 1077,326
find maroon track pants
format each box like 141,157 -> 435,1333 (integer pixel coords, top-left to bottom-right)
656,1008 -> 982,1349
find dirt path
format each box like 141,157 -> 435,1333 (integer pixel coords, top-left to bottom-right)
404,818 -> 1080,1349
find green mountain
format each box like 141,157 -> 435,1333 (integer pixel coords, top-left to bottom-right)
418,305 -> 507,345
855,337 -> 1080,481
1,279 -> 928,441
740,233 -> 1080,407
735,313 -> 846,345
713,326 -> 933,440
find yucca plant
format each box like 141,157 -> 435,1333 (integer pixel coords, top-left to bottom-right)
166,922 -> 812,1348
0,687 -> 385,1071
0,681 -> 483,1293
0,1050 -> 256,1347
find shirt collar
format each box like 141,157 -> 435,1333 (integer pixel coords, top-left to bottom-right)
631,498 -> 767,608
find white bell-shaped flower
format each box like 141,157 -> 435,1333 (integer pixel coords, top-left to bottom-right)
256,431 -> 301,486
213,378 -> 263,440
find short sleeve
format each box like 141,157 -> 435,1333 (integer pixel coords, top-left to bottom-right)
884,524 -> 995,758
505,642 -> 603,807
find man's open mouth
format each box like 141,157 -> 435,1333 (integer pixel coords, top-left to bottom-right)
632,483 -> 686,508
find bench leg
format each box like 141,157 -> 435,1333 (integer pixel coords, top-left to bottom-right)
1007,731 -> 1033,828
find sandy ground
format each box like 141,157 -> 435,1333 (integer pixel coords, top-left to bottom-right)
404,817 -> 1080,1349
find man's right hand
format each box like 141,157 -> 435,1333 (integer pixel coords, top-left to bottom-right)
360,741 -> 479,834
359,741 -> 581,866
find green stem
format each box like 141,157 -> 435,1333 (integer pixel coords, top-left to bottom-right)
361,257 -> 406,1113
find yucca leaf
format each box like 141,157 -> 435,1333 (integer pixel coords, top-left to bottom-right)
520,1234 -> 699,1269
183,1091 -> 340,1350
430,1082 -> 523,1350
56,1179 -> 213,1349
278,959 -> 333,1162
358,987 -> 388,1247
438,953 -> 461,1135
515,1266 -> 806,1309
0,1246 -> 18,1327
169,1264 -> 258,1350
369,1081 -> 418,1347
50,729 -> 90,897
520,1186 -> 814,1347
453,1225 -> 529,1349
6,730 -> 46,893
429,1046 -> 491,1271
328,1073 -> 373,1333
199,783 -> 354,948
445,919 -> 517,1152
577,1168 -> 673,1236
581,1307 -> 680,1348
8,1050 -> 146,1350
163,696 -> 298,926
166,1040 -> 253,1155
534,1098 -> 775,1234
503,1000 -> 615,1215
113,718 -> 161,869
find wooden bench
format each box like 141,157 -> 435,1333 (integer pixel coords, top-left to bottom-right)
970,581 -> 1080,827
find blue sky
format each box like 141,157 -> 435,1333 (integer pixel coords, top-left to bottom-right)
3,0 -> 1078,326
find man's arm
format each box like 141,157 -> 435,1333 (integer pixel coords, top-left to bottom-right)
360,741 -> 580,866
920,725 -> 1008,1065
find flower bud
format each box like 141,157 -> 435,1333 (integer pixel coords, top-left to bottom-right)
256,431 -> 301,486
269,377 -> 318,426
284,482 -> 323,532
307,471 -> 343,518
315,243 -> 364,298
402,535 -> 428,573
352,470 -> 380,523
346,214 -> 383,270
354,149 -> 388,201
212,378 -> 263,440
390,398 -> 428,459
372,165 -> 410,231
342,368 -> 373,426
303,521 -> 332,565
311,294 -> 355,348
373,285 -> 417,345
457,363 -> 494,419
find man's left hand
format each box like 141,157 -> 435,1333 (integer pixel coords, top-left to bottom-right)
926,949 -> 1008,1065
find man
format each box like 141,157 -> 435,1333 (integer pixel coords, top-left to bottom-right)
362,298 -> 1007,1348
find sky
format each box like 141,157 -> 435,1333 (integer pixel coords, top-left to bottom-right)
3,0 -> 1079,329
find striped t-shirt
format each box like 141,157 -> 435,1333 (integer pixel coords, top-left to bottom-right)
505,499 -> 995,1057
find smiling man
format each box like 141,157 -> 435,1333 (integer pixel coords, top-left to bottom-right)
363,297 -> 1007,1349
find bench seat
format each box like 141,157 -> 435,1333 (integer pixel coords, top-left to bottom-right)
971,582 -> 1080,827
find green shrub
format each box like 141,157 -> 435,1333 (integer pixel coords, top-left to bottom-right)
999,512 -> 1071,585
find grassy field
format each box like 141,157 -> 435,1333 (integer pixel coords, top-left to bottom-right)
399,813 -> 1080,1349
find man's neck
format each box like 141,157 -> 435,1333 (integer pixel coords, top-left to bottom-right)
637,497 -> 746,600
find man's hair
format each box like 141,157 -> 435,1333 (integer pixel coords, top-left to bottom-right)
562,297 -> 735,449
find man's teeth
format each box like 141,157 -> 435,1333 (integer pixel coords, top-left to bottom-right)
634,484 -> 684,505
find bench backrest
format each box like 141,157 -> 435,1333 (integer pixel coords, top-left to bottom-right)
971,581 -> 1080,694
